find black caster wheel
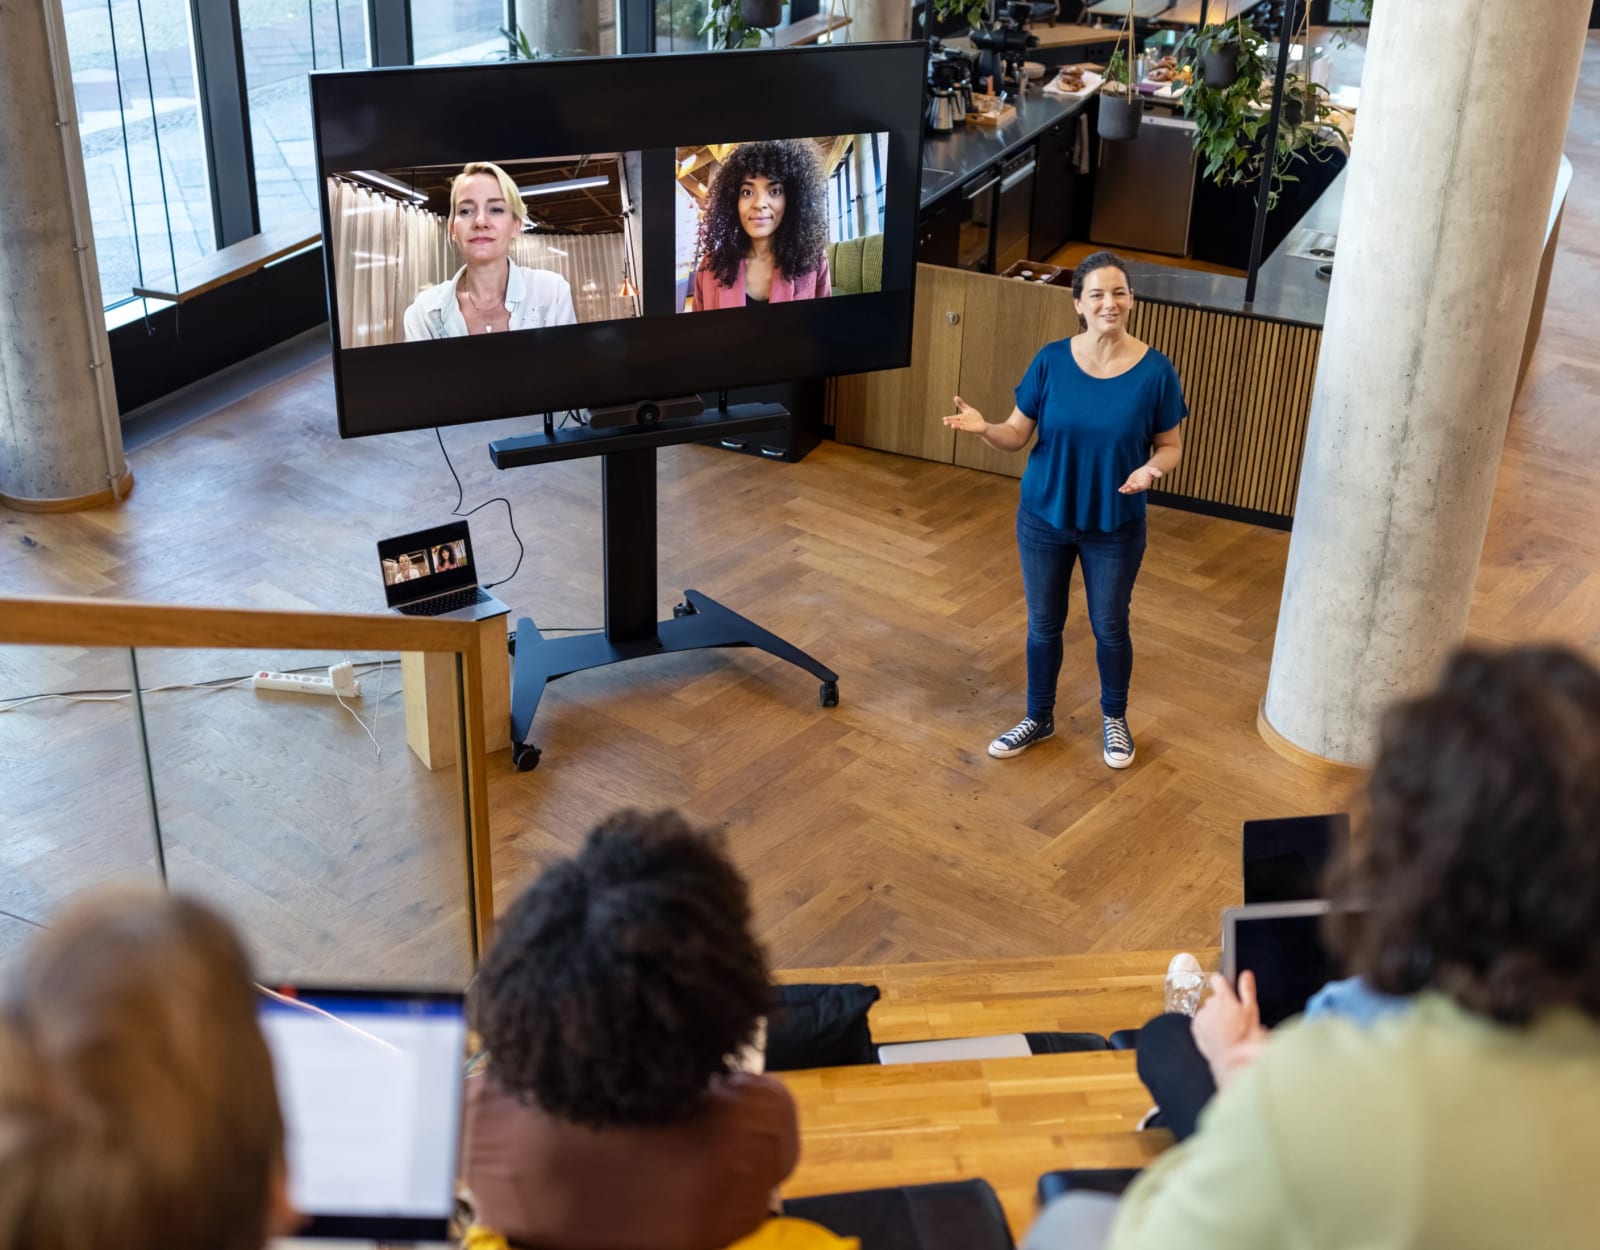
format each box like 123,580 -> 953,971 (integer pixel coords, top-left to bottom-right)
819,680 -> 839,708
512,743 -> 542,772
672,601 -> 698,618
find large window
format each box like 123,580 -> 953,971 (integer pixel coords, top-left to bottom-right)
241,0 -> 371,234
412,0 -> 509,63
64,0 -> 213,309
654,0 -> 709,51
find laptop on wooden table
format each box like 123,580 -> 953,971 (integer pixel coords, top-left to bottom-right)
377,520 -> 510,622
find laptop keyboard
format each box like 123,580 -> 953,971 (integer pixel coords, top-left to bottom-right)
398,587 -> 491,616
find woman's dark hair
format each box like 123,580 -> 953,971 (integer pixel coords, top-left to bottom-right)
1071,250 -> 1131,299
475,808 -> 771,1128
696,139 -> 829,290
1326,645 -> 1600,1025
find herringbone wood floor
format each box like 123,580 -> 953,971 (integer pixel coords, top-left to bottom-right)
4,38 -> 1598,982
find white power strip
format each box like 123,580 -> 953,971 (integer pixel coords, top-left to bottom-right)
252,670 -> 362,698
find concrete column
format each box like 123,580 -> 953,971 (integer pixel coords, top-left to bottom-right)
1261,0 -> 1589,765
849,0 -> 912,42
516,0 -> 601,56
0,0 -> 130,510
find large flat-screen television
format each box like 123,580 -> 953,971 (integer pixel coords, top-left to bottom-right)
310,42 -> 928,439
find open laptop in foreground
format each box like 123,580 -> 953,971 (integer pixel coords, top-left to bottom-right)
258,985 -> 468,1241
378,520 -> 510,622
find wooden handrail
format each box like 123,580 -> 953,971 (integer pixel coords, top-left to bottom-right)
0,595 -> 495,961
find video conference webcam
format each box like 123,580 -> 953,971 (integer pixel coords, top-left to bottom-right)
588,395 -> 706,430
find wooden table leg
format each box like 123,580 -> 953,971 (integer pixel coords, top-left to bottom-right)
402,615 -> 510,768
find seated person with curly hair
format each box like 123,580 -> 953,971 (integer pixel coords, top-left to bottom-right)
1027,643 -> 1600,1250
692,140 -> 832,310
461,808 -> 800,1250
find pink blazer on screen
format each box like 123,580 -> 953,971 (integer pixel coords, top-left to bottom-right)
692,253 -> 831,310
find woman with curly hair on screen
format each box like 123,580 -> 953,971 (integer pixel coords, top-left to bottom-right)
692,139 -> 831,310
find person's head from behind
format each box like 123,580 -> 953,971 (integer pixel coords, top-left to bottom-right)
0,886 -> 288,1250
475,808 -> 770,1128
697,140 -> 828,289
1329,644 -> 1600,1025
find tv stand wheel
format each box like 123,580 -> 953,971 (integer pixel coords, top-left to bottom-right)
672,601 -> 698,618
512,742 -> 542,772
819,680 -> 839,708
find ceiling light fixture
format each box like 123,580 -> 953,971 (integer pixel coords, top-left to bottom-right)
347,169 -> 427,203
519,175 -> 610,197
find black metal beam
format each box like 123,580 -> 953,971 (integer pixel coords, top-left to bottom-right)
489,404 -> 789,468
1244,0 -> 1301,304
188,0 -> 258,246
368,0 -> 414,66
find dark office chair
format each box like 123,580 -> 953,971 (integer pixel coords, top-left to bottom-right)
1036,1168 -> 1142,1206
787,1179 -> 1016,1250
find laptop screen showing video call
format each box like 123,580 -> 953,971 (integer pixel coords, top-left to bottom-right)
258,987 -> 468,1240
378,523 -> 476,606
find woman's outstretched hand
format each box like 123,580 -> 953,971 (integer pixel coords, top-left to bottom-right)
1119,464 -> 1163,494
1193,972 -> 1269,1091
943,396 -> 987,435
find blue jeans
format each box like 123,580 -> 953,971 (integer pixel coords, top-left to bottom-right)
1016,506 -> 1146,721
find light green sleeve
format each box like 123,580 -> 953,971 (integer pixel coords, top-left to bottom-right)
1104,1053 -> 1306,1250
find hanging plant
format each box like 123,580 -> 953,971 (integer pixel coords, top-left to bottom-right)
1177,16 -> 1336,210
1097,1 -> 1142,142
1183,17 -> 1252,88
931,0 -> 990,32
701,0 -> 787,48
1176,19 -> 1271,185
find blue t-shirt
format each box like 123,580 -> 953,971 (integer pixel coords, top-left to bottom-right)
1014,340 -> 1187,532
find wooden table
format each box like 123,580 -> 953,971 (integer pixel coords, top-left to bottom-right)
1026,22 -> 1122,48
1154,0 -> 1254,23
1084,0 -> 1173,19
401,613 -> 511,767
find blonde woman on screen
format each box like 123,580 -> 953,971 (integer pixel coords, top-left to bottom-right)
404,161 -> 577,340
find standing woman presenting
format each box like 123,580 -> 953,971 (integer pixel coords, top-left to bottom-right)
944,252 -> 1185,767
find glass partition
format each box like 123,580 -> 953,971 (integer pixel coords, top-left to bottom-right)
0,644 -> 160,972
1,640 -> 480,988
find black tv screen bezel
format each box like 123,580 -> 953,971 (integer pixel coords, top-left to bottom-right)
310,42 -> 928,439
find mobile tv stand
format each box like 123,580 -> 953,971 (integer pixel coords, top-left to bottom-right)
488,402 -> 840,772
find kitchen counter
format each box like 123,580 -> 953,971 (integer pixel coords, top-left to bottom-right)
919,90 -> 1094,208
1116,169 -> 1347,327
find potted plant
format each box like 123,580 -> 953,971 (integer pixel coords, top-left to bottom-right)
1176,17 -> 1270,187
930,0 -> 989,32
1184,17 -> 1253,88
701,0 -> 786,48
1280,74 -> 1330,128
1096,2 -> 1141,142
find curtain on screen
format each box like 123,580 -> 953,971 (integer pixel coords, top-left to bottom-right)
327,178 -> 635,347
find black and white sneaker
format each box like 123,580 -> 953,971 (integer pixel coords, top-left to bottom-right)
1103,716 -> 1135,768
989,715 -> 1054,759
